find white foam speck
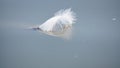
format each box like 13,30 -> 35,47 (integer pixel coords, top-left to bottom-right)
112,18 -> 117,21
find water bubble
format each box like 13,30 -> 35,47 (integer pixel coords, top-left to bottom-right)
74,55 -> 78,58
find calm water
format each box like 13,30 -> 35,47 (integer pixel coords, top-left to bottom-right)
0,0 -> 120,68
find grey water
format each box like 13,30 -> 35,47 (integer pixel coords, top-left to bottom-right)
0,0 -> 120,68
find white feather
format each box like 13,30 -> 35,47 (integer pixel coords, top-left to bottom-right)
38,8 -> 76,39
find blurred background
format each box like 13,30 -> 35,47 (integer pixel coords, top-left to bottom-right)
0,0 -> 120,68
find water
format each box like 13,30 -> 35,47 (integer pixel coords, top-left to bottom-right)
0,0 -> 120,68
